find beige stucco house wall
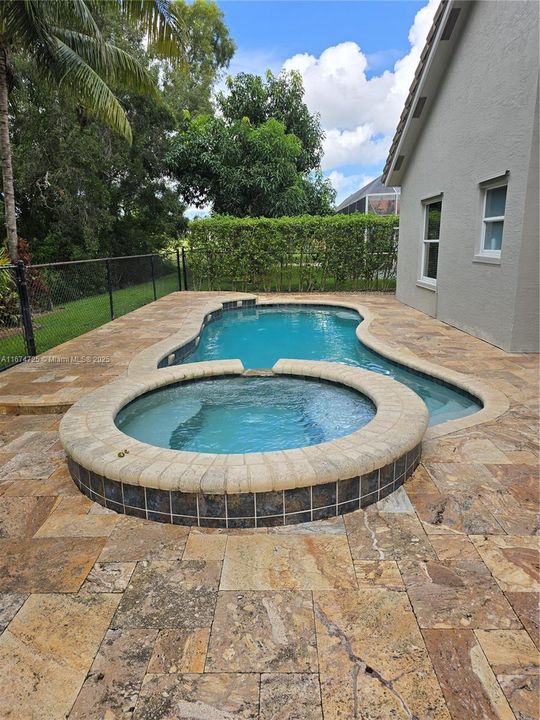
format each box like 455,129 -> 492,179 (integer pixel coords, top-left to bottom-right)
384,0 -> 539,352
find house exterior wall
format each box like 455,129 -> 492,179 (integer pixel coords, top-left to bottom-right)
396,0 -> 539,351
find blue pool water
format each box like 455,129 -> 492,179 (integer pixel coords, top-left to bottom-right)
116,376 -> 376,453
181,305 -> 482,426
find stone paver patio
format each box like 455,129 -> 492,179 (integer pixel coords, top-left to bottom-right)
0,291 -> 538,720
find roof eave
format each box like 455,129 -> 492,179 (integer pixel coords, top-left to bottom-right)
382,0 -> 473,186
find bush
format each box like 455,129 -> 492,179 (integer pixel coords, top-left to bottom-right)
0,250 -> 20,328
182,214 -> 398,291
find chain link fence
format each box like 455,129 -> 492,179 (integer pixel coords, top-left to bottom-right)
0,264 -> 27,369
0,252 -> 182,371
0,234 -> 399,372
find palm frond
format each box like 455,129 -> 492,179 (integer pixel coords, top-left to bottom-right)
117,0 -> 185,60
52,28 -> 157,96
0,0 -> 184,142
0,0 -> 55,50
53,38 -> 133,143
44,0 -> 101,40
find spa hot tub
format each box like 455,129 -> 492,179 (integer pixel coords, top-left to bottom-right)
115,375 -> 376,454
61,359 -> 428,528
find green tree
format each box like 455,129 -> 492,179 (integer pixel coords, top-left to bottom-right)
0,0 -> 182,261
169,115 -> 309,217
9,58 -> 183,260
5,5 -> 233,261
168,71 -> 336,217
218,71 -> 324,172
301,171 -> 337,216
161,0 -> 235,118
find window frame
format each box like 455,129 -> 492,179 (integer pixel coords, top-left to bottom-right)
479,179 -> 507,258
418,196 -> 442,289
364,192 -> 400,216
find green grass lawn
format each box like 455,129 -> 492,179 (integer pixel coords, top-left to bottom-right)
187,263 -> 396,293
0,272 -> 179,367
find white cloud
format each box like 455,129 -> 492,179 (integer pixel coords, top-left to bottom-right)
322,128 -> 391,171
282,0 -> 439,174
365,48 -> 402,73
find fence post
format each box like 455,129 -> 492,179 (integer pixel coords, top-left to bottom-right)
150,255 -> 157,300
105,259 -> 114,320
175,248 -> 182,290
15,261 -> 36,357
181,247 -> 188,291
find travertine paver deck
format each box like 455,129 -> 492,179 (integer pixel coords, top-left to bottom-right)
0,291 -> 538,720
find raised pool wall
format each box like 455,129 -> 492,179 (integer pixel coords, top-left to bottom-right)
61,359 -> 427,527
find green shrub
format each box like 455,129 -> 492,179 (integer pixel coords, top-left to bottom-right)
182,214 -> 398,291
0,250 -> 21,328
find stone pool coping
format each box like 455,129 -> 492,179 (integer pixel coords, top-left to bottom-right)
59,359 -> 428,498
127,294 -> 509,440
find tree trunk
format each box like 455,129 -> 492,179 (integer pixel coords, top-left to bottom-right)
0,45 -> 18,263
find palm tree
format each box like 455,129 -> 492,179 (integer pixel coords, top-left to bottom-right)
0,1 -> 184,261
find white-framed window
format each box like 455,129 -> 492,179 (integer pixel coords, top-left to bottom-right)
480,181 -> 507,256
420,198 -> 442,286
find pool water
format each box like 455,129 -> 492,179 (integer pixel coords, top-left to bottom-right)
181,305 -> 482,426
115,376 -> 376,453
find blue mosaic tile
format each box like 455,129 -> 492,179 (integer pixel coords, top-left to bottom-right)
337,477 -> 360,504
338,499 -> 360,514
66,449 -> 417,527
198,493 -> 225,518
227,517 -> 256,529
146,488 -> 171,514
312,506 -> 336,522
147,511 -> 172,524
89,471 -> 104,497
361,470 -> 379,496
123,483 -> 146,510
286,510 -> 313,524
395,454 -> 407,479
379,463 -> 394,488
104,477 -> 123,504
256,491 -> 283,517
256,514 -> 285,528
171,492 -> 198,517
105,499 -> 124,513
172,515 -> 199,527
284,487 -> 310,514
312,482 -> 337,509
360,490 -> 378,509
199,517 -> 226,529
124,505 -> 146,519
226,493 -> 255,518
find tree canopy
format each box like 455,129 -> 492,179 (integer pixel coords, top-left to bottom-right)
1,0 -> 234,262
168,70 -> 335,217
218,71 -> 324,173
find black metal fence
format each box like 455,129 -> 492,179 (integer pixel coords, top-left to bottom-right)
0,251 -> 184,371
0,237 -> 398,372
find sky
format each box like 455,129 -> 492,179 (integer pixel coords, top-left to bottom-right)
215,0 -> 439,206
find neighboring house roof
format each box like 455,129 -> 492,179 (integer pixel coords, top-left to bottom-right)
336,175 -> 399,213
383,0 -> 473,186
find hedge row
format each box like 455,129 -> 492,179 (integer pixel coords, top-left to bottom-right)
184,214 -> 399,292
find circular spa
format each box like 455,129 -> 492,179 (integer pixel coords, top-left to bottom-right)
61,360 -> 429,528
115,376 -> 376,454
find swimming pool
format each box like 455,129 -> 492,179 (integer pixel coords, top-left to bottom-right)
115,375 -> 376,454
173,304 -> 482,426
